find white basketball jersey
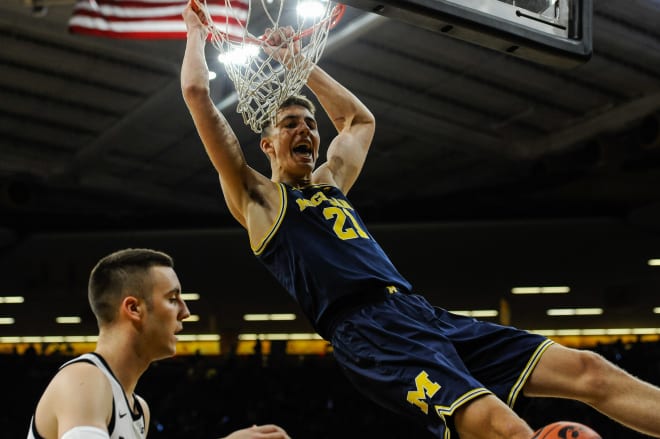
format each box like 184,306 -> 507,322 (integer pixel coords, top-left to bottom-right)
27,353 -> 147,439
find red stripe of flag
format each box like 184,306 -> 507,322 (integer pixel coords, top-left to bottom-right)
68,0 -> 248,40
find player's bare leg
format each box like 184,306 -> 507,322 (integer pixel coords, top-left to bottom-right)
524,343 -> 660,438
454,394 -> 534,439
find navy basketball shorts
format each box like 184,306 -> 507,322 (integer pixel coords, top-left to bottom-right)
330,291 -> 553,438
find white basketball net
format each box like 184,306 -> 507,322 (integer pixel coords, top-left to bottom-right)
196,0 -> 344,132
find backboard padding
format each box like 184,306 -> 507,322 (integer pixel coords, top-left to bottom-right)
343,0 -> 592,68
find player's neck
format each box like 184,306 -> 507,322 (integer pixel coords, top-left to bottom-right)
275,175 -> 312,189
95,332 -> 148,394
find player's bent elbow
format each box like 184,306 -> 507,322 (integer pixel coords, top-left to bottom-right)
355,114 -> 376,139
353,117 -> 376,143
181,82 -> 211,102
347,109 -> 374,129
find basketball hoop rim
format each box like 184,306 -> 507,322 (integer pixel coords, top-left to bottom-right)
202,0 -> 347,133
213,2 -> 346,45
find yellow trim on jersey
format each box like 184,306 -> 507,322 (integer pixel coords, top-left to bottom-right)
433,387 -> 492,439
252,182 -> 287,255
506,338 -> 554,407
434,387 -> 492,418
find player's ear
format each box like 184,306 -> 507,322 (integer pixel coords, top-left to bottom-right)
122,295 -> 142,321
260,136 -> 274,156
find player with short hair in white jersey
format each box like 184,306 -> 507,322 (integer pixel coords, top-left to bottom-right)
27,248 -> 291,439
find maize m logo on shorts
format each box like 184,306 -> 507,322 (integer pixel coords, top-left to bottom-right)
406,370 -> 441,414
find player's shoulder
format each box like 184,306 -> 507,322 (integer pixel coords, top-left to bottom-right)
34,358 -> 113,430
51,359 -> 110,393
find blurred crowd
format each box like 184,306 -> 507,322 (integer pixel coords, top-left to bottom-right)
4,338 -> 659,438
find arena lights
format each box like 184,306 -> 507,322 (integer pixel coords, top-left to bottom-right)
238,333 -> 323,341
546,308 -> 603,316
2,328 -> 660,348
533,328 -> 660,337
174,334 -> 220,342
0,334 -> 221,344
55,316 -> 82,324
451,309 -> 499,318
296,0 -> 328,18
243,313 -> 297,321
0,336 -> 95,344
218,44 -> 259,66
0,296 -> 24,303
511,286 -> 570,294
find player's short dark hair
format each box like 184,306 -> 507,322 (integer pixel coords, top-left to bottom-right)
88,248 -> 174,325
261,94 -> 316,137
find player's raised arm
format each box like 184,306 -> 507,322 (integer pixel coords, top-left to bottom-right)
306,65 -> 375,194
262,26 -> 375,193
180,1 -> 272,228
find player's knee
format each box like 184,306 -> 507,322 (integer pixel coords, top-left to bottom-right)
455,395 -> 533,439
458,416 -> 532,439
497,421 -> 535,439
573,350 -> 619,401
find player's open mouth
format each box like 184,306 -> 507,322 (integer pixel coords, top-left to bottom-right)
293,144 -> 312,158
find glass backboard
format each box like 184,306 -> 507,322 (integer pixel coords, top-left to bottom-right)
344,0 -> 592,68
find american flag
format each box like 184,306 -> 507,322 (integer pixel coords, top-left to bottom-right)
68,0 -> 247,39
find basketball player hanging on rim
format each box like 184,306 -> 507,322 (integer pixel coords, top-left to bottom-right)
181,1 -> 660,438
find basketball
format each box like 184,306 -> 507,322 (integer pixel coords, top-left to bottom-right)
532,421 -> 602,439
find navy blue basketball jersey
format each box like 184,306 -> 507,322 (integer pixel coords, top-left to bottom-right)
253,183 -> 412,337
